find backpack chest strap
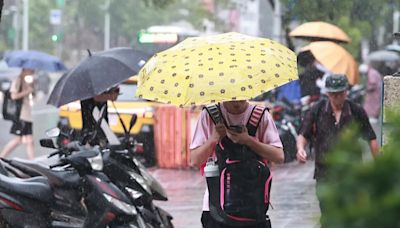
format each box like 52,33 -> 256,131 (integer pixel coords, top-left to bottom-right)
204,103 -> 267,137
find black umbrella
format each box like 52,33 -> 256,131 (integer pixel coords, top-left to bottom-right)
47,47 -> 150,107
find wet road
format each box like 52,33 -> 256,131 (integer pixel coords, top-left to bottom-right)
151,161 -> 320,228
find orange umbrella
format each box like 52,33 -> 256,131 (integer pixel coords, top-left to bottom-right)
290,21 -> 351,43
300,41 -> 359,85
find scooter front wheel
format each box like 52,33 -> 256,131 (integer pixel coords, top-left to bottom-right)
0,215 -> 10,228
107,213 -> 150,228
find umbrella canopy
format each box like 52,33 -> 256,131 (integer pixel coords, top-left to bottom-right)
136,32 -> 298,107
367,50 -> 399,62
300,41 -> 359,85
0,60 -> 21,81
385,44 -> 400,53
289,21 -> 351,43
4,50 -> 67,72
47,47 -> 150,107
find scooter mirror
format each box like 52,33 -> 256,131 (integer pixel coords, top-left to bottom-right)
45,127 -> 61,138
39,138 -> 57,149
128,114 -> 137,133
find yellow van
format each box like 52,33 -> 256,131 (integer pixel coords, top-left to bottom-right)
57,76 -> 158,166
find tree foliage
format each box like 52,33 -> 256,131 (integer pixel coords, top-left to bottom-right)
0,0 -> 211,59
29,0 -> 57,53
281,0 -> 399,58
318,106 -> 400,227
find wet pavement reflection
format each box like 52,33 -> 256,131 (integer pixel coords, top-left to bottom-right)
150,161 -> 320,228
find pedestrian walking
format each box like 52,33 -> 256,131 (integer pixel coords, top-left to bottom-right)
296,74 -> 379,218
190,100 -> 284,228
0,69 -> 35,159
363,66 -> 382,120
363,66 -> 383,146
80,85 -> 120,146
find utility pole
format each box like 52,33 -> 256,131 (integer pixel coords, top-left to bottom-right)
272,0 -> 282,42
22,0 -> 29,50
393,10 -> 400,44
104,0 -> 111,50
10,1 -> 20,50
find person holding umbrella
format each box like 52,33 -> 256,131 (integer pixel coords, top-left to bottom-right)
136,32 -> 298,228
47,48 -> 150,146
80,85 -> 120,146
2,50 -> 67,159
0,69 -> 35,159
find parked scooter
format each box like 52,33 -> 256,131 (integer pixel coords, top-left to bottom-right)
300,94 -> 321,120
74,113 -> 174,227
272,99 -> 301,163
1,114 -> 174,227
0,139 -> 145,227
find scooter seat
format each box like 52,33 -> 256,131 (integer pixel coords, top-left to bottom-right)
9,159 -> 80,188
0,174 -> 52,203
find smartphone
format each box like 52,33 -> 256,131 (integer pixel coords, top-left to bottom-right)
229,125 -> 243,133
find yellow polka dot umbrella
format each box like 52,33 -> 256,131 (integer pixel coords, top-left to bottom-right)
136,32 -> 298,107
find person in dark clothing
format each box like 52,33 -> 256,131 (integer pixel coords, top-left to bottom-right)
298,64 -> 324,97
296,74 -> 379,179
80,86 -> 119,146
297,51 -> 324,97
296,74 -> 379,222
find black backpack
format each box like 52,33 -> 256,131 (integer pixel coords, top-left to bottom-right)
2,89 -> 23,122
204,104 -> 272,226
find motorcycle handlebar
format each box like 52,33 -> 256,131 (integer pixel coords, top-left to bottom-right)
47,150 -> 60,158
64,141 -> 83,151
48,141 -> 83,158
49,161 -> 68,169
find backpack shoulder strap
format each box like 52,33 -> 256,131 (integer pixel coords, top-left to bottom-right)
347,100 -> 363,122
246,105 -> 268,136
204,103 -> 225,125
312,98 -> 327,121
309,98 -> 329,137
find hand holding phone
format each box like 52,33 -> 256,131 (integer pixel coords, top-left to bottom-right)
229,125 -> 243,133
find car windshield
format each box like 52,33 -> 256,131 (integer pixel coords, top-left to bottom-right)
117,84 -> 144,102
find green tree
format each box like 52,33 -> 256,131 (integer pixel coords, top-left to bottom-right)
29,0 -> 57,53
281,0 -> 397,58
21,0 -> 212,59
319,106 -> 400,227
0,9 -> 13,50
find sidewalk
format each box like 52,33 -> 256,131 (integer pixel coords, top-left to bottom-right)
151,160 -> 320,228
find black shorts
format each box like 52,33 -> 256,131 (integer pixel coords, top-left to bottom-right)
201,211 -> 271,228
10,120 -> 32,136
